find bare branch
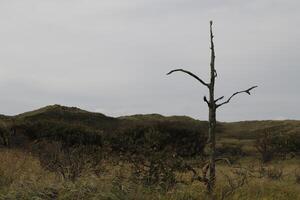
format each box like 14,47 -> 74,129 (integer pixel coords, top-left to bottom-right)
210,21 -> 217,80
203,96 -> 210,107
214,96 -> 224,103
184,163 -> 209,183
167,69 -> 210,88
176,156 -> 209,184
217,86 -> 258,108
220,170 -> 248,200
215,157 -> 231,166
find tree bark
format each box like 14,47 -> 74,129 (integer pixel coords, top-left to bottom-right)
207,107 -> 216,196
207,20 -> 216,198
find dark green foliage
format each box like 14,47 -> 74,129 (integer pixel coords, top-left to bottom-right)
17,105 -> 119,131
109,122 -> 206,157
270,133 -> 300,155
11,106 -> 207,159
256,131 -> 300,163
14,120 -> 103,146
0,122 -> 11,147
216,143 -> 245,157
216,143 -> 245,163
6,105 -> 300,158
107,122 -> 206,191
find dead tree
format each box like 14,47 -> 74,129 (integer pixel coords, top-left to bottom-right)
167,21 -> 257,198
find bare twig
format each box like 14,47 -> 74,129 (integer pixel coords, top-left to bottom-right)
220,168 -> 248,200
217,86 -> 258,108
185,157 -> 231,185
204,96 -> 210,107
184,163 -> 209,184
167,69 -> 210,88
215,157 -> 231,166
214,96 -> 224,103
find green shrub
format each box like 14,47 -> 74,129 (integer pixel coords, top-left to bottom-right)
216,143 -> 245,157
109,122 -> 206,158
14,120 -> 103,146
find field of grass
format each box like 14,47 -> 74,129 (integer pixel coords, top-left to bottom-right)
0,148 -> 299,200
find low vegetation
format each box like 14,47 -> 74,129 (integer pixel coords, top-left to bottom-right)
0,105 -> 299,199
0,149 -> 299,200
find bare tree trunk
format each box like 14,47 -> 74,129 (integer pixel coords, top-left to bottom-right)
207,20 -> 217,198
207,107 -> 216,195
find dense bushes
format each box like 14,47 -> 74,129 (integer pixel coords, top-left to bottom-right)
216,143 -> 245,157
271,133 -> 300,155
216,143 -> 245,163
13,116 -> 207,158
14,120 -> 103,146
255,131 -> 300,163
106,122 -> 206,191
11,118 -> 207,190
109,121 -> 207,157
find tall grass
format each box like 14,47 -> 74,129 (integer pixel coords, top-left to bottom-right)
0,149 -> 299,200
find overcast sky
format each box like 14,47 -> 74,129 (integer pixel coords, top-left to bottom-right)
0,0 -> 299,121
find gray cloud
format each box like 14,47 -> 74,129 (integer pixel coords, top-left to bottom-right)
0,0 -> 299,121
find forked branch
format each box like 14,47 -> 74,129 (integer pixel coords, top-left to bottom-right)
167,69 -> 210,88
217,86 -> 258,108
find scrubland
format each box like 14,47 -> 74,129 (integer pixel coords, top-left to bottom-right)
0,148 -> 299,200
0,105 -> 299,200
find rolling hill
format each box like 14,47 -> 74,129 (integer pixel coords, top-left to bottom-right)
0,104 -> 299,149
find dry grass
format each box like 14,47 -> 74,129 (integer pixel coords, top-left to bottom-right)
0,149 -> 299,200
